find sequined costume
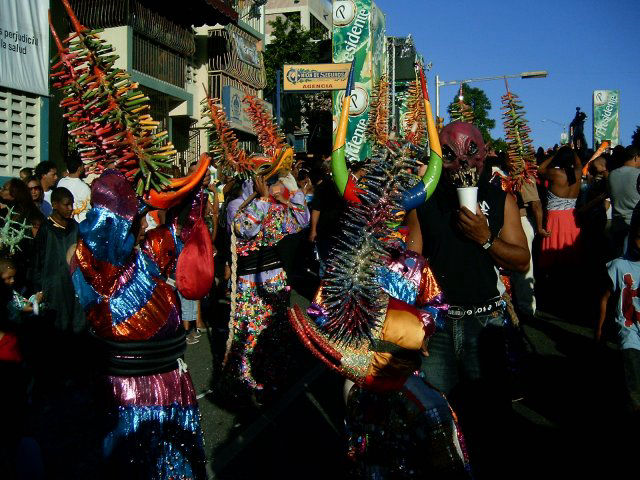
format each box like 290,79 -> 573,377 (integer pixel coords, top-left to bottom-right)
224,180 -> 309,395
346,375 -> 469,479
70,171 -> 206,479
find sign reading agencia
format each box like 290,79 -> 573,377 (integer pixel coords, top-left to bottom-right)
283,63 -> 352,91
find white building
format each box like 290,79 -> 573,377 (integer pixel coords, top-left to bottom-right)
264,0 -> 332,45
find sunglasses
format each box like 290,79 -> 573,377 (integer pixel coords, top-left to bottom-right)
30,186 -> 42,191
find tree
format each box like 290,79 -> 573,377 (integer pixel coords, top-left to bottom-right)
632,125 -> 640,147
263,16 -> 327,93
446,84 -> 496,145
262,16 -> 332,153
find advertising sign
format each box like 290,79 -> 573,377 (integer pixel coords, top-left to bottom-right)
222,85 -> 273,135
232,32 -> 261,68
283,63 -> 352,91
593,90 -> 620,147
332,0 -> 386,165
0,0 -> 49,96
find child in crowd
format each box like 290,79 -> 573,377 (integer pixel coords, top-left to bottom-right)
598,217 -> 640,415
31,187 -> 85,334
1,258 -> 44,323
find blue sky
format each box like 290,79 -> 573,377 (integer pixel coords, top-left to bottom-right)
375,0 -> 640,148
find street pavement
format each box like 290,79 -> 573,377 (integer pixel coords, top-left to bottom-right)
186,288 -> 635,479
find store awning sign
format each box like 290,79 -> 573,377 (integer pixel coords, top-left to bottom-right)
222,85 -> 272,135
0,0 -> 49,96
283,63 -> 352,91
232,32 -> 261,69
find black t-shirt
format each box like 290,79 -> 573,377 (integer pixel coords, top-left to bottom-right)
416,181 -> 507,305
310,178 -> 344,241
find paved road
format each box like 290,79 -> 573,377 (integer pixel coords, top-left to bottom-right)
187,289 -> 634,479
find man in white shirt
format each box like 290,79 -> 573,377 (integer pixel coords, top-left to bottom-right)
57,154 -> 91,222
34,161 -> 58,214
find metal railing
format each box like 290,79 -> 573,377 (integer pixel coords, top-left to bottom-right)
208,25 -> 266,91
70,0 -> 195,56
208,72 -> 260,101
132,34 -> 187,88
177,125 -> 202,168
235,1 -> 264,34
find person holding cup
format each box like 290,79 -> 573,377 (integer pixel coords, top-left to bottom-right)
405,121 -> 529,477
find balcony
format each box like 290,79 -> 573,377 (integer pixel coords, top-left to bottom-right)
208,24 -> 266,97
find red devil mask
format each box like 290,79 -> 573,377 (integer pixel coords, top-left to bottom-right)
439,121 -> 488,185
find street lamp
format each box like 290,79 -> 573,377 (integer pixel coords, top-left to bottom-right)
435,70 -> 548,118
541,118 -> 568,144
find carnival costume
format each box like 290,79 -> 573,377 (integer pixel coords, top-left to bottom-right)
50,2 -> 215,476
201,88 -> 308,398
70,171 -> 207,478
288,65 -> 470,477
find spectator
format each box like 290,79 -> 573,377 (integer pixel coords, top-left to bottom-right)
26,176 -> 52,217
608,145 -> 640,257
489,153 -> 547,318
406,122 -> 529,477
577,153 -> 612,262
309,164 -> 365,277
1,257 -> 43,323
1,178 -> 41,221
31,187 -> 85,335
57,153 -> 91,222
598,216 -> 640,416
538,146 -> 583,269
34,161 -> 58,212
19,167 -> 33,182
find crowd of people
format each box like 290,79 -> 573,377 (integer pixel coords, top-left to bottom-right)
1,128 -> 640,478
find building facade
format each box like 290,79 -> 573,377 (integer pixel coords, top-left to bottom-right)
265,0 -> 332,44
1,0 -> 271,179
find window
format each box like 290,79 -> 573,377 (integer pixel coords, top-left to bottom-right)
0,87 -> 40,176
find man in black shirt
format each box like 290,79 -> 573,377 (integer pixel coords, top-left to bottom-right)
406,121 -> 529,476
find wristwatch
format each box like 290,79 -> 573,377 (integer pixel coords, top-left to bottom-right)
481,231 -> 495,250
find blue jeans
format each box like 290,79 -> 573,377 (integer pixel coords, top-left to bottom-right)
179,293 -> 198,323
421,311 -> 510,478
421,311 -> 507,395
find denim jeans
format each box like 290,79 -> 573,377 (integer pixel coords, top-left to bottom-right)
179,292 -> 198,323
421,311 -> 510,478
421,311 -> 507,395
622,348 -> 640,411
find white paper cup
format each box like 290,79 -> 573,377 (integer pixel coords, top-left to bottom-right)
457,186 -> 478,213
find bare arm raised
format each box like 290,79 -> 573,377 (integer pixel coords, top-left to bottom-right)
457,194 -> 530,273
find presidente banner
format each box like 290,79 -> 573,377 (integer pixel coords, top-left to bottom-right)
283,63 -> 352,91
332,0 -> 386,165
593,90 -> 620,147
0,0 -> 49,96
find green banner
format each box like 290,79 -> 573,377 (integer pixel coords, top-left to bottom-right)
331,0 -> 386,165
593,90 -> 620,147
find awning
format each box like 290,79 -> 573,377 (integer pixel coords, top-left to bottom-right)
203,0 -> 239,22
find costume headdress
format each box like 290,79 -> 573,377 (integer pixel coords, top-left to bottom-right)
289,63 -> 444,389
0,208 -> 31,256
367,75 -> 390,146
51,0 -> 213,300
403,80 -> 427,145
49,0 -> 210,209
449,85 -> 475,124
201,89 -> 293,182
500,79 -> 537,191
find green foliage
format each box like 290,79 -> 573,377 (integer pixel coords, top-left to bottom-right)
263,16 -> 331,153
491,137 -> 508,153
263,16 -> 326,94
632,125 -> 640,147
446,84 -> 496,144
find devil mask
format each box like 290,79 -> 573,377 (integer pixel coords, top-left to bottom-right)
439,121 -> 488,186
